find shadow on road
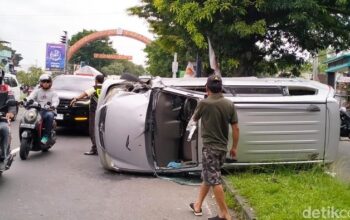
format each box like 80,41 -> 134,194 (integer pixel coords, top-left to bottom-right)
56,126 -> 88,137
20,150 -> 55,162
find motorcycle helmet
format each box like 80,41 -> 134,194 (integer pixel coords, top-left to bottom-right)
39,73 -> 53,89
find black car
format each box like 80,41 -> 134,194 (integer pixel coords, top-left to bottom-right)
52,75 -> 95,129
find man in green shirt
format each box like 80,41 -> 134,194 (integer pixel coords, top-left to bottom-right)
189,75 -> 239,220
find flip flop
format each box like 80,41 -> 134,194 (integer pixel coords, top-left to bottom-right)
189,203 -> 203,216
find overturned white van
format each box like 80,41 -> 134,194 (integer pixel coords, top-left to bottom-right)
95,77 -> 340,173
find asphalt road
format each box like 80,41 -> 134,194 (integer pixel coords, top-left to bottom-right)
0,110 -> 220,220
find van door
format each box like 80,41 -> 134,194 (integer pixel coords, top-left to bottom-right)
149,87 -> 203,172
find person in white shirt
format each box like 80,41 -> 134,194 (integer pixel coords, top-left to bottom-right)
27,74 -> 59,144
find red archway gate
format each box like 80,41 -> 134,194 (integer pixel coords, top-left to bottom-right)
67,28 -> 152,61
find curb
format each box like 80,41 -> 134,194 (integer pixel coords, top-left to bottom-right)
222,176 -> 257,220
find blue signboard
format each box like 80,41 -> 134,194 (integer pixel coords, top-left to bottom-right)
45,43 -> 66,71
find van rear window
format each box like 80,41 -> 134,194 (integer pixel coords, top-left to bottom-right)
179,85 -> 317,97
226,86 -> 285,97
288,86 -> 317,95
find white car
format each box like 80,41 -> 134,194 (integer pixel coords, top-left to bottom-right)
4,73 -> 21,101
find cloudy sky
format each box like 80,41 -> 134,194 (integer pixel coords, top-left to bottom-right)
0,0 -> 154,70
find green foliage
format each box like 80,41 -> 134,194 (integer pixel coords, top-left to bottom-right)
0,42 -> 23,67
17,66 -> 44,86
130,0 -> 350,76
144,41 -> 173,77
69,29 -> 116,72
101,60 -> 145,76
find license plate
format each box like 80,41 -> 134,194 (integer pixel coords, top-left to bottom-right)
56,114 -> 64,120
20,123 -> 35,129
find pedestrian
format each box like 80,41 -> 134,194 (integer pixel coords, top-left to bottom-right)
189,74 -> 239,220
184,61 -> 195,78
70,74 -> 105,155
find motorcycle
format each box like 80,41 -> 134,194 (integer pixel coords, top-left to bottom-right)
0,99 -> 18,176
19,99 -> 57,160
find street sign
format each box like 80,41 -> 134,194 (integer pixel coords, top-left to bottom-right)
45,43 -> 66,71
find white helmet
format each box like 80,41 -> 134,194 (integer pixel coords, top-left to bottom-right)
39,73 -> 52,82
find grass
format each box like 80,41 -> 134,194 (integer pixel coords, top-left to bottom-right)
225,165 -> 350,220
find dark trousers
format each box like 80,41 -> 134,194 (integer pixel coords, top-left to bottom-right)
0,122 -> 9,159
40,110 -> 55,137
89,111 -> 96,151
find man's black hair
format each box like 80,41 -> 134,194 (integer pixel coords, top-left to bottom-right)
207,83 -> 222,93
95,74 -> 104,84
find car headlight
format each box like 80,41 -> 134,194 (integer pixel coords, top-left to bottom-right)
24,109 -> 38,123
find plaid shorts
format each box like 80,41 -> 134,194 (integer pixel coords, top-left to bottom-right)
201,145 -> 226,186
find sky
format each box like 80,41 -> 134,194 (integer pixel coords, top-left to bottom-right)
0,0 -> 154,70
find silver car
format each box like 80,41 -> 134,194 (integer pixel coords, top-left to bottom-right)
95,76 -> 340,173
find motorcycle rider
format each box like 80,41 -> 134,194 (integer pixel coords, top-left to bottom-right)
27,73 -> 59,144
0,68 -> 16,162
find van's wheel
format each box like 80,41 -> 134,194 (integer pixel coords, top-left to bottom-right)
20,138 -> 31,160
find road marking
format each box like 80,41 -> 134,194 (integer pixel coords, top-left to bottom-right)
11,147 -> 20,154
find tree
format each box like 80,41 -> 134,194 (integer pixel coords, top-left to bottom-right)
144,40 -> 173,77
0,42 -> 23,68
69,30 -> 116,71
17,66 -> 44,86
101,60 -> 145,76
130,1 -> 350,76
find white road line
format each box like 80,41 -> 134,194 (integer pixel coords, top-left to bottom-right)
10,147 -> 20,154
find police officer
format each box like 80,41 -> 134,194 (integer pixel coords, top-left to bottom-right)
71,74 -> 105,155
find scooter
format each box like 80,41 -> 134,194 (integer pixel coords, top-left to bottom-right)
0,100 -> 18,176
19,99 -> 57,160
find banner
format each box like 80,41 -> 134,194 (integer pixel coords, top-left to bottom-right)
45,43 -> 66,71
